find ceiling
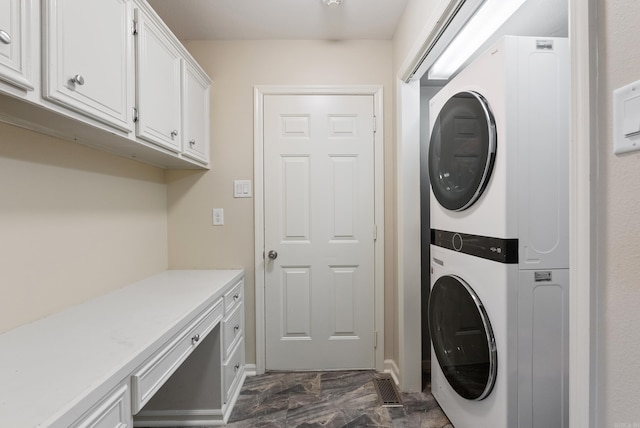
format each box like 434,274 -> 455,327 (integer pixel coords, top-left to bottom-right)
147,0 -> 409,41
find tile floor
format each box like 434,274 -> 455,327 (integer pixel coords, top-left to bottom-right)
222,370 -> 452,427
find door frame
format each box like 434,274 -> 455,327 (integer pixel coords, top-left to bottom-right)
253,85 -> 385,375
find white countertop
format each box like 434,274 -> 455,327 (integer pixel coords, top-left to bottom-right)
0,269 -> 244,427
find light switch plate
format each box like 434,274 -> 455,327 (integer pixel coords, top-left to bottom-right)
613,80 -> 640,155
234,180 -> 252,198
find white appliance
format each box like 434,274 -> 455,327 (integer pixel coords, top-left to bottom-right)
429,240 -> 569,428
428,35 -> 569,270
427,35 -> 570,428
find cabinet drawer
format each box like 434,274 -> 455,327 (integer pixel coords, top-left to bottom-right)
224,279 -> 243,314
70,384 -> 130,428
131,298 -> 223,413
223,303 -> 243,359
223,339 -> 244,403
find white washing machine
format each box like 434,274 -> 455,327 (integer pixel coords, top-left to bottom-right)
428,36 -> 569,270
429,235 -> 569,428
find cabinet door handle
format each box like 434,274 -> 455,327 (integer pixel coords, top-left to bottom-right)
233,293 -> 240,300
234,324 -> 240,332
70,74 -> 85,86
0,30 -> 11,45
189,139 -> 196,146
171,129 -> 178,138
234,363 -> 240,371
191,333 -> 200,344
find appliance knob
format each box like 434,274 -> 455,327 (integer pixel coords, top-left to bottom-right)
452,233 -> 463,251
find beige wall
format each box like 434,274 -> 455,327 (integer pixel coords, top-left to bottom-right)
0,123 -> 168,333
597,0 -> 640,425
167,40 -> 395,365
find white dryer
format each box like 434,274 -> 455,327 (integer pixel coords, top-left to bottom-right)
428,36 -> 569,270
429,234 -> 569,428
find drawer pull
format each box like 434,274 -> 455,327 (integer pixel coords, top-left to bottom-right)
191,333 -> 200,344
234,363 -> 240,371
189,139 -> 196,146
233,293 -> 240,300
70,74 -> 85,86
0,30 -> 11,45
234,324 -> 240,332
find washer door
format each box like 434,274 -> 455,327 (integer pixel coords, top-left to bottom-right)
429,91 -> 496,211
428,274 -> 497,400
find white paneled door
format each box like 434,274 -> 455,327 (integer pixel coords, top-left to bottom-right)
264,94 -> 376,370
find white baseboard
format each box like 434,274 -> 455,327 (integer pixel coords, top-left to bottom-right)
133,409 -> 224,426
244,363 -> 257,377
384,359 -> 400,386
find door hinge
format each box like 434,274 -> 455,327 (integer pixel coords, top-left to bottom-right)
374,331 -> 378,349
133,107 -> 138,123
373,224 -> 378,241
373,115 -> 377,133
132,20 -> 138,36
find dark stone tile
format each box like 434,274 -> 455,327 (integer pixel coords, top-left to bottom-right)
226,409 -> 288,427
168,371 -> 450,428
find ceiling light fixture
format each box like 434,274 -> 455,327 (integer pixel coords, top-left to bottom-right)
428,0 -> 526,80
323,0 -> 343,7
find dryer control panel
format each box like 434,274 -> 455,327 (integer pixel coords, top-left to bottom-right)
431,229 -> 518,264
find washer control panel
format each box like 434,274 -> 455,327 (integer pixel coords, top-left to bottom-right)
431,229 -> 518,264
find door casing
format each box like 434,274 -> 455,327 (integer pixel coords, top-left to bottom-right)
253,85 -> 385,375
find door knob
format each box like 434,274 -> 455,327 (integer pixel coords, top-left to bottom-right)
267,250 -> 278,260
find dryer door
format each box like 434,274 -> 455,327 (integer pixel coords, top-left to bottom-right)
429,91 -> 496,211
428,274 -> 497,400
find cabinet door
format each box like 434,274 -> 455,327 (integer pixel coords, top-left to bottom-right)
0,0 -> 34,91
43,0 -> 133,132
182,61 -> 210,164
134,6 -> 181,153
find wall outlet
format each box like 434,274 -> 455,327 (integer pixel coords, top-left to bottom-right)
212,208 -> 224,226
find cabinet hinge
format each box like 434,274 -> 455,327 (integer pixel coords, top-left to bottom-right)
373,115 -> 377,133
133,107 -> 138,123
373,224 -> 378,241
374,331 -> 378,349
132,20 -> 138,36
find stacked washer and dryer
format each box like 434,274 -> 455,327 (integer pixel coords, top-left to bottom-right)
427,36 -> 570,428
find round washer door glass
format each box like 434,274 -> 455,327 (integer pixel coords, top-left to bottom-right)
429,91 -> 496,211
428,274 -> 497,400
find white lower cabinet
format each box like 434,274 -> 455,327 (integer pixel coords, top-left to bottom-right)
223,339 -> 245,403
70,383 -> 131,428
222,280 -> 245,405
0,270 -> 245,428
134,278 -> 245,425
131,298 -> 224,413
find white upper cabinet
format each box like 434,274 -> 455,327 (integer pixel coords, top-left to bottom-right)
134,3 -> 182,153
43,0 -> 133,132
182,60 -> 211,164
0,0 -> 35,91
